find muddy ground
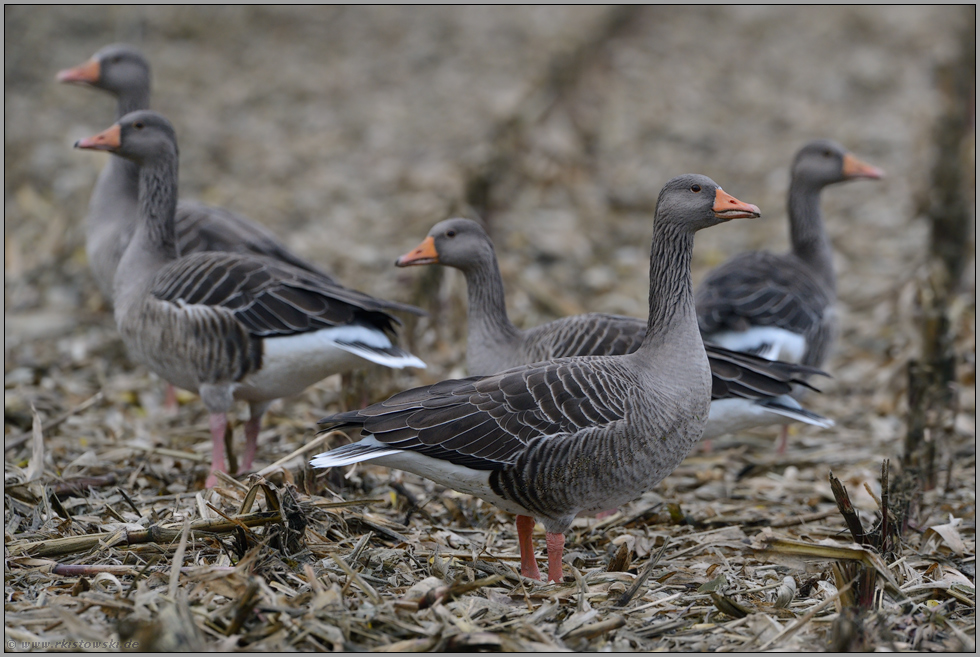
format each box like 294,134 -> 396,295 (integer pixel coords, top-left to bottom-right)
4,6 -> 975,652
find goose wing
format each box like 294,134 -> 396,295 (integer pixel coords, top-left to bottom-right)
151,252 -> 410,338
521,313 -> 647,361
319,358 -> 638,471
705,343 -> 825,400
696,251 -> 830,338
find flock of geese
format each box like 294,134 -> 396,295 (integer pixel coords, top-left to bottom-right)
59,44 -> 883,582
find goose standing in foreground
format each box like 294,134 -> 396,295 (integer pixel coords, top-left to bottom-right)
313,174 -> 760,583
394,218 -> 833,442
75,111 -> 425,487
695,140 -> 882,452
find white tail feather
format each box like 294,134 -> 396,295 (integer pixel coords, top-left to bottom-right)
332,340 -> 426,369
707,327 -> 807,363
704,396 -> 833,441
757,397 -> 835,428
310,439 -> 400,468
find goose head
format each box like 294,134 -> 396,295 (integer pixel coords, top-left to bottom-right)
655,174 -> 761,232
396,217 -> 496,271
74,110 -> 178,165
792,139 -> 884,188
57,44 -> 151,98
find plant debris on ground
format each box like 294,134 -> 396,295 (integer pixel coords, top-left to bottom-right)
5,6 -> 975,652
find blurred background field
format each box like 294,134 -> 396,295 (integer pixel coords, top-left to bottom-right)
4,6 -> 975,651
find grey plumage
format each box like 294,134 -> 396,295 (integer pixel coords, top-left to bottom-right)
60,43 -> 423,320
695,139 -> 883,368
76,110 -> 425,487
314,175 -> 762,582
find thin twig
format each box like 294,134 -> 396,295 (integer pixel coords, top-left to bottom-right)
830,471 -> 867,545
615,538 -> 669,607
225,579 -> 260,636
169,518 -> 190,598
563,615 -> 626,641
7,510 -> 282,558
255,430 -> 341,477
880,459 -> 891,554
311,499 -> 385,509
345,531 -> 373,567
329,552 -> 382,605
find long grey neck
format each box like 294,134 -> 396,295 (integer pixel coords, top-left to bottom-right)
115,87 -> 151,121
788,178 -> 836,292
462,251 -> 520,347
135,157 -> 179,259
639,222 -> 698,351
106,89 -> 151,199
114,154 -> 179,307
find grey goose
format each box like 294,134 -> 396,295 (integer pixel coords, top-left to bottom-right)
75,111 -> 425,487
695,139 -> 882,451
58,44 -> 397,301
313,174 -> 761,583
394,218 -> 832,441
696,139 -> 883,366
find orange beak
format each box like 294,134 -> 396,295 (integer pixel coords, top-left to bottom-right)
396,236 -> 439,267
712,188 -> 761,220
56,58 -> 100,85
842,153 -> 885,180
75,124 -> 121,152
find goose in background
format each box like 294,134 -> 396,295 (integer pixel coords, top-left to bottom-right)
58,44 -> 356,300
695,139 -> 882,451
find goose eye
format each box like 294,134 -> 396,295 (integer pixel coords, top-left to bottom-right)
111,56 -> 122,64
823,150 -> 833,158
690,184 -> 701,193
446,230 -> 457,238
133,121 -> 144,130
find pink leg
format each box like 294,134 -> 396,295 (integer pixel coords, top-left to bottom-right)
595,509 -> 618,520
206,413 -> 228,488
164,383 -> 179,416
546,532 -> 565,583
516,515 -> 542,581
240,415 -> 262,474
776,426 -> 789,455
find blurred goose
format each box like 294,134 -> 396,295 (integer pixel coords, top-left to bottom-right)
75,111 -> 425,487
58,43 -> 353,300
313,174 -> 760,583
395,218 -> 832,442
696,139 -> 883,366
695,140 -> 882,451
